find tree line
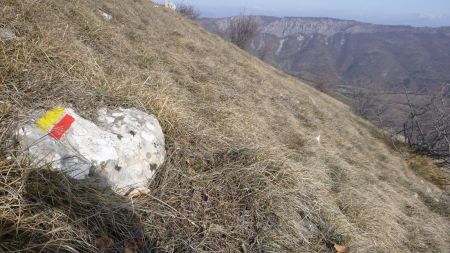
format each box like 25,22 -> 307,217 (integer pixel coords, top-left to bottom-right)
350,83 -> 450,166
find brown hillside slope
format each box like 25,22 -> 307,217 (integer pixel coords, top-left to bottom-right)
0,0 -> 448,252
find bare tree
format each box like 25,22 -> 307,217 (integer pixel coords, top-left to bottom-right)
176,3 -> 200,20
401,83 -> 450,165
227,15 -> 260,49
351,89 -> 376,117
428,85 -> 450,160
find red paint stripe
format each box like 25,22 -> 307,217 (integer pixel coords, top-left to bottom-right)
49,114 -> 75,141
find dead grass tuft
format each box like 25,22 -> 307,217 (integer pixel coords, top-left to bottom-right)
0,154 -> 150,252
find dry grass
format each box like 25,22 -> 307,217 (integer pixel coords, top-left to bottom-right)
0,0 -> 449,252
0,156 -> 149,252
407,154 -> 449,191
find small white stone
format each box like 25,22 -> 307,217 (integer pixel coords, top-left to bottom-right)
0,28 -> 17,41
164,1 -> 177,10
100,11 -> 112,20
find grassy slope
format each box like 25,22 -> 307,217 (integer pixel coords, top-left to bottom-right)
0,0 -> 448,252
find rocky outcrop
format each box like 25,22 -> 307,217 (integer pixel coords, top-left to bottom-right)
261,18 -> 361,38
164,1 -> 176,10
255,17 -> 439,38
15,107 -> 165,195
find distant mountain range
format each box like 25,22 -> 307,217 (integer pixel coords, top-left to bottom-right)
200,16 -> 450,94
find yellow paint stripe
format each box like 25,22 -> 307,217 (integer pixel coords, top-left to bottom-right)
35,107 -> 65,132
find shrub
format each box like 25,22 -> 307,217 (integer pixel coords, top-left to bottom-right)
227,15 -> 259,49
176,3 -> 200,20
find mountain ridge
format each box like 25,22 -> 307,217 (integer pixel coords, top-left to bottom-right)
202,15 -> 450,35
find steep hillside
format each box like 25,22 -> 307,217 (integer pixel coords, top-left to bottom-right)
201,16 -> 450,158
1,1 -> 449,252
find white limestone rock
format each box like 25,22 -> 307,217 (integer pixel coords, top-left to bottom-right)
15,107 -> 165,195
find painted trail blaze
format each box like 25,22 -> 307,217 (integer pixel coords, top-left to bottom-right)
35,107 -> 65,132
48,114 -> 75,141
49,114 -> 75,141
36,107 -> 76,141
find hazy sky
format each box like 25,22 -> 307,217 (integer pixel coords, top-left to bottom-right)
158,0 -> 450,27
